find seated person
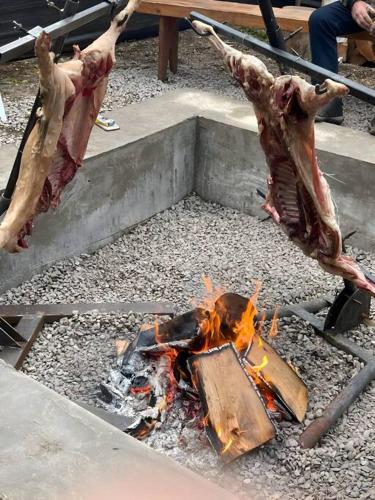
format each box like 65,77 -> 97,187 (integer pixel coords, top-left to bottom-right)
309,0 -> 375,130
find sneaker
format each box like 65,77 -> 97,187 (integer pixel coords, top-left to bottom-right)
315,97 -> 344,125
369,116 -> 375,136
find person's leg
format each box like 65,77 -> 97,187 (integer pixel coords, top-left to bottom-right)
308,2 -> 363,124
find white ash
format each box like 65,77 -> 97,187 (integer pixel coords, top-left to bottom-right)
0,31 -> 374,147
0,194 -> 374,499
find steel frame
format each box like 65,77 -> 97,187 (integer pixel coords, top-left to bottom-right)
0,0 -> 126,64
0,302 -> 175,370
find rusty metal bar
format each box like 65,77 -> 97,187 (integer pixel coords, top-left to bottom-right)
300,361 -> 375,448
0,301 -> 175,325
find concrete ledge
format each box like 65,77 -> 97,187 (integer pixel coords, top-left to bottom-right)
0,89 -> 374,291
0,360 -> 234,500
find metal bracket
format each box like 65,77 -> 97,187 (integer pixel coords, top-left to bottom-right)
12,22 -> 44,39
0,317 -> 26,348
105,0 -> 119,15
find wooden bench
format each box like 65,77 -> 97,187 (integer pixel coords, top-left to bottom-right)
136,0 -> 373,80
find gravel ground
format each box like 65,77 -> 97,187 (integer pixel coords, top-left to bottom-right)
1,194 -> 374,499
0,30 -> 374,146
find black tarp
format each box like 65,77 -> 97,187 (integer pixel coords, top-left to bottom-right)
0,0 -> 159,58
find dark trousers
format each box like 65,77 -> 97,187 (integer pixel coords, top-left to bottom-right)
308,1 -> 362,74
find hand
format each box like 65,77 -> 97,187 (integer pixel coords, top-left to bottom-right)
351,1 -> 375,33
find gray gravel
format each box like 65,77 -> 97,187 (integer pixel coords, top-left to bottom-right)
0,31 -> 374,146
1,194 -> 374,499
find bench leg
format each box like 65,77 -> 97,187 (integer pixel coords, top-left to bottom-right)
158,16 -> 179,81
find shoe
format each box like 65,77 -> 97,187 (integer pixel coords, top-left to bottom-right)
369,116 -> 375,136
315,97 -> 344,125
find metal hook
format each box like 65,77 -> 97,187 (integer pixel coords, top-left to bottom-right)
284,26 -> 303,42
184,17 -> 212,37
46,0 -> 63,13
315,83 -> 328,95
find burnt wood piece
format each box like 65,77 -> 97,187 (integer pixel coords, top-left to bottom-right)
246,335 -> 308,422
136,309 -> 206,352
0,314 -> 44,369
215,293 -> 249,336
0,301 -> 175,325
188,343 -> 275,462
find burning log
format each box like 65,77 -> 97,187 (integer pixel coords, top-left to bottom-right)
188,343 -> 276,462
245,335 -> 308,422
136,310 -> 206,353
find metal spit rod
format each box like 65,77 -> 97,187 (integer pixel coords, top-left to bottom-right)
0,0 -> 126,64
190,11 -> 375,106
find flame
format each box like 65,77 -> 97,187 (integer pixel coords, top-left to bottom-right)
130,385 -> 151,395
268,306 -> 279,337
216,426 -> 234,455
221,437 -> 234,455
251,354 -> 268,373
194,277 -> 262,353
154,320 -> 162,343
232,281 -> 261,351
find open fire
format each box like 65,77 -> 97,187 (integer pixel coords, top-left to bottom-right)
100,278 -> 308,462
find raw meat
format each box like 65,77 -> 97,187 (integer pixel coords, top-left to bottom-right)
0,0 -> 140,253
193,21 -> 375,296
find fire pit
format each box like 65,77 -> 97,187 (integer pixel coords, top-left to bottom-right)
6,193 -> 373,500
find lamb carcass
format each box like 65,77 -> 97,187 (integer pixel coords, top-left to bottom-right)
193,21 -> 375,296
0,0 -> 140,253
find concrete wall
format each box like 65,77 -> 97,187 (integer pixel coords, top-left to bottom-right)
0,90 -> 374,291
0,118 -> 196,292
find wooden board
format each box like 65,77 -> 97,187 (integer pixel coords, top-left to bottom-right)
246,335 -> 308,422
137,0 -> 373,41
138,0 -> 313,32
188,343 -> 275,462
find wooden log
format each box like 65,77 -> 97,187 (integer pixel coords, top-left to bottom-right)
136,309 -> 206,353
246,335 -> 308,422
188,343 -> 275,462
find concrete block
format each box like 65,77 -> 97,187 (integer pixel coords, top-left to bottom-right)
0,360 -> 235,500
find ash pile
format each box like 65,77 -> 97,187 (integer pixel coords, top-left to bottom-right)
99,283 -> 308,462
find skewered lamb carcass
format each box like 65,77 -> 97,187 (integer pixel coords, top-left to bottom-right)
193,21 -> 375,296
0,0 -> 140,253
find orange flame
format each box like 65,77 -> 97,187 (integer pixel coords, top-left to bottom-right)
232,282 -> 261,351
268,306 -> 279,337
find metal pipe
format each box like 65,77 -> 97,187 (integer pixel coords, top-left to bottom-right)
190,12 -> 375,106
300,361 -> 375,448
257,0 -> 288,73
255,298 -> 330,322
0,0 -> 127,64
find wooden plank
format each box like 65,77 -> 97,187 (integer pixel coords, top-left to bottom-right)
246,335 -> 308,422
0,314 -> 44,369
0,302 -> 175,324
138,0 -> 313,32
188,343 -> 275,462
138,1 -> 373,40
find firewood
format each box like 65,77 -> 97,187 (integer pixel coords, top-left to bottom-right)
136,309 -> 207,353
188,343 -> 275,462
246,335 -> 308,422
